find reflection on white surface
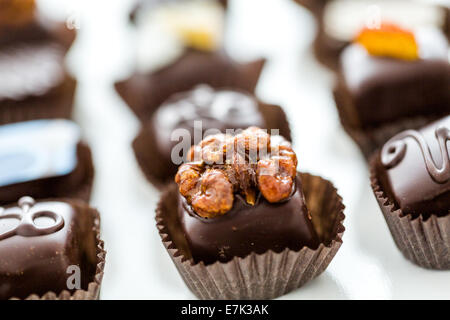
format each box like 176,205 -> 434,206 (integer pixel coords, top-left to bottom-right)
39,0 -> 450,299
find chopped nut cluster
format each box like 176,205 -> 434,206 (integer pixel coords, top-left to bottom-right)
0,0 -> 36,27
175,127 -> 298,218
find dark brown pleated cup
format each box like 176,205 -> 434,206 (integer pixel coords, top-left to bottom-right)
156,172 -> 345,299
370,157 -> 450,270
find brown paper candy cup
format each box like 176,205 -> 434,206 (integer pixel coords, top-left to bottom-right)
370,158 -> 450,270
156,172 -> 345,299
11,203 -> 106,300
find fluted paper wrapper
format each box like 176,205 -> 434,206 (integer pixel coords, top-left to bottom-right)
370,158 -> 450,269
341,116 -> 438,160
11,205 -> 106,300
156,172 -> 345,299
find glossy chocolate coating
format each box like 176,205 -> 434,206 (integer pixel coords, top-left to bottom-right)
0,198 -> 97,299
153,85 -> 265,163
336,28 -> 450,129
0,120 -> 94,205
377,116 -> 450,218
115,49 -> 265,122
178,177 -> 320,265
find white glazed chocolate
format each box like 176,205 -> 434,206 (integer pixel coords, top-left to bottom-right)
0,120 -> 80,187
0,44 -> 65,100
136,0 -> 225,72
323,0 -> 446,41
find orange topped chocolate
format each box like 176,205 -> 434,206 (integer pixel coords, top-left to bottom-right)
0,0 -> 36,27
355,22 -> 419,61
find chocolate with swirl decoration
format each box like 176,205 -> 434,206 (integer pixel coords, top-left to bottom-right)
381,126 -> 450,184
376,116 -> 450,217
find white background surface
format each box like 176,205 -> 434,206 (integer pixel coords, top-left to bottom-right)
41,0 -> 450,299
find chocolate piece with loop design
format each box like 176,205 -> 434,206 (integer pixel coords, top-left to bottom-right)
381,126 -> 450,184
0,196 -> 64,241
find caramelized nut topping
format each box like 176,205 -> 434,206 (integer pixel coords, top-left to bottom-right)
175,127 -> 297,218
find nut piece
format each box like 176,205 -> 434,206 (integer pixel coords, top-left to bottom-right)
175,162 -> 203,198
176,164 -> 234,218
175,127 -> 297,217
257,156 -> 296,203
191,169 -> 234,218
188,134 -> 229,164
0,0 -> 36,27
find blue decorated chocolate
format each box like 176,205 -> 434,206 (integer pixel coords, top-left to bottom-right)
0,120 -> 94,205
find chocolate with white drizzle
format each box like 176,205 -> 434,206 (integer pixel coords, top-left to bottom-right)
377,115 -> 450,217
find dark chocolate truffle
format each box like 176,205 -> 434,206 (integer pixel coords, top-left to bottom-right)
0,43 -> 76,125
335,27 -> 450,130
0,197 -> 98,299
376,115 -> 450,218
174,127 -> 319,264
153,85 -> 265,163
133,85 -> 291,187
116,49 -> 265,122
178,177 -> 320,264
0,120 -> 94,205
294,0 -> 450,71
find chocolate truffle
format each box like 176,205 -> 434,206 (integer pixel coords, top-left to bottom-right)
335,27 -> 449,130
0,43 -> 76,125
375,116 -> 450,218
0,0 -> 75,50
178,177 -> 320,264
174,127 -> 319,264
334,25 -> 450,158
0,197 -> 99,299
133,85 -> 291,187
116,49 -> 265,122
294,0 -> 450,71
0,120 -> 94,205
